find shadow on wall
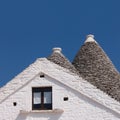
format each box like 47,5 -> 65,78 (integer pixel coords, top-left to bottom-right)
16,112 -> 62,120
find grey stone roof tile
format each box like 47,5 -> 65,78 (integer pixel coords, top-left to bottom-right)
72,35 -> 120,101
47,47 -> 79,75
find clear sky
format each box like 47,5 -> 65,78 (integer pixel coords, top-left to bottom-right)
0,0 -> 120,87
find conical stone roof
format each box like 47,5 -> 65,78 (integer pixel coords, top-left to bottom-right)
47,47 -> 79,74
72,35 -> 120,101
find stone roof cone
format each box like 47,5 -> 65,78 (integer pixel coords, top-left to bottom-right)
72,34 -> 120,101
47,47 -> 78,74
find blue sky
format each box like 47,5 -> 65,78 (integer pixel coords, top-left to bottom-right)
0,0 -> 120,87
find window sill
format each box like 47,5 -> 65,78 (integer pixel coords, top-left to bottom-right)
20,109 -> 64,114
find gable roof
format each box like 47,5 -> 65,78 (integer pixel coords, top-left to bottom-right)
0,58 -> 120,116
72,35 -> 120,102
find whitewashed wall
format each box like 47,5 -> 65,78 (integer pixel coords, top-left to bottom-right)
0,73 -> 120,120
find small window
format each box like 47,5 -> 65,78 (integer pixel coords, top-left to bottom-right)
32,87 -> 52,110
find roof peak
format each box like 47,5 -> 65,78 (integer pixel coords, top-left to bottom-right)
52,47 -> 62,53
73,35 -> 120,101
47,47 -> 78,74
85,34 -> 97,43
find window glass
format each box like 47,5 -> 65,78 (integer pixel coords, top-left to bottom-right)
33,92 -> 41,104
44,92 -> 52,104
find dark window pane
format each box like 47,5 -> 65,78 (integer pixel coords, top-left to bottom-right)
33,104 -> 41,109
44,103 -> 52,110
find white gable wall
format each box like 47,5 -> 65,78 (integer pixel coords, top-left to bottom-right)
1,58 -> 120,120
0,73 -> 120,120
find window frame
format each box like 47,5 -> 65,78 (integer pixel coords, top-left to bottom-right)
32,87 -> 52,110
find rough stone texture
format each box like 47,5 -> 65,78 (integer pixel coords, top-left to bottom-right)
73,41 -> 120,101
1,58 -> 120,120
47,50 -> 79,75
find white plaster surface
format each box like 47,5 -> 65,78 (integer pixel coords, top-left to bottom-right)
0,58 -> 120,120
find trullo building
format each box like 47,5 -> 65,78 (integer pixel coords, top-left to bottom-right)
0,35 -> 120,120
